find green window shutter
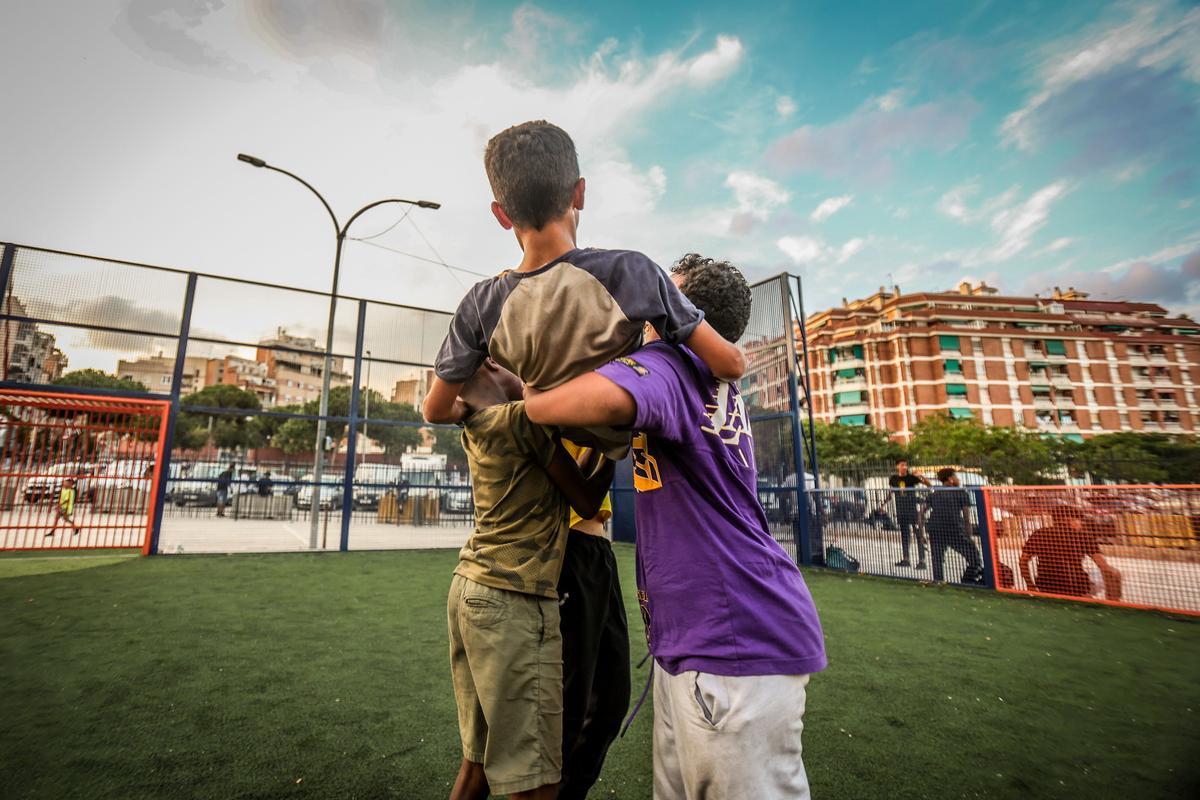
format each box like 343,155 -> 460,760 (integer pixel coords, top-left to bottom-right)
828,350 -> 837,363
1065,434 -> 1085,443
852,344 -> 864,359
1031,385 -> 1052,394
837,414 -> 868,426
835,391 -> 863,405
949,408 -> 974,419
1046,339 -> 1067,355
944,358 -> 962,373
1028,361 -> 1048,368
938,335 -> 960,351
946,384 -> 968,396
837,368 -> 858,379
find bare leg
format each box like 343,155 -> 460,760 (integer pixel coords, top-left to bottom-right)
449,758 -> 489,800
510,785 -> 557,800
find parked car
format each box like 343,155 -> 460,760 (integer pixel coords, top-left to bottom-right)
294,474 -> 344,511
170,463 -> 232,507
353,464 -> 409,511
23,461 -> 94,504
440,483 -> 473,515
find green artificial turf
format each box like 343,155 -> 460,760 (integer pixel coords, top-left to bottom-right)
0,546 -> 1197,799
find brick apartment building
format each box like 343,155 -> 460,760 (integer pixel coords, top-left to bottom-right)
805,282 -> 1200,441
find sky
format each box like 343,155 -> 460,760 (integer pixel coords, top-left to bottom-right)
3,0 -> 1199,374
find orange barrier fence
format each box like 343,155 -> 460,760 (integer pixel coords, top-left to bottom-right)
0,389 -> 170,553
982,485 -> 1200,616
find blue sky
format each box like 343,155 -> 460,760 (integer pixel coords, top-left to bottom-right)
2,0 -> 1198,330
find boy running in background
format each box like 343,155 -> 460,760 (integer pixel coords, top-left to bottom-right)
422,120 -> 745,457
526,254 -> 826,800
447,359 -> 614,800
1019,504 -> 1122,601
46,477 -> 82,537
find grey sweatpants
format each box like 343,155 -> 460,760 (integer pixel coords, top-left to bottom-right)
653,667 -> 811,799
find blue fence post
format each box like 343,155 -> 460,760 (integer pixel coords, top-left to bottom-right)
339,299 -> 367,552
973,488 -> 997,590
0,243 -> 14,311
149,273 -> 196,555
610,456 -> 636,543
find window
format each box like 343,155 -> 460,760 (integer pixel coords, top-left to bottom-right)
837,414 -> 868,426
946,384 -> 968,396
828,350 -> 837,364
943,359 -> 962,373
160,375 -> 170,385
1045,340 -> 1067,356
949,408 -> 974,419
1031,385 -> 1052,394
835,391 -> 864,405
939,335 -> 960,351
852,344 -> 864,359
836,368 -> 860,379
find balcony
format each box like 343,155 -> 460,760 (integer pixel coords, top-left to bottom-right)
1051,374 -> 1073,388
1033,396 -> 1056,409
1138,399 -> 1158,410
832,374 -> 868,392
832,356 -> 865,371
1127,351 -> 1149,364
1131,373 -> 1154,387
1055,396 -> 1077,408
1148,351 -> 1169,363
1152,373 -> 1174,385
833,401 -> 870,416
1158,398 -> 1180,410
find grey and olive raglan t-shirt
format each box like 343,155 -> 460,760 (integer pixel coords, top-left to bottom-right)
454,401 -> 569,598
435,248 -> 704,390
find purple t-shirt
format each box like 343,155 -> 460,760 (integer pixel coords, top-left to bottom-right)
597,342 -> 827,677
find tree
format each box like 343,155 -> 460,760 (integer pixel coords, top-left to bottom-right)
907,415 -> 1058,485
1069,432 -> 1200,484
176,384 -> 263,451
52,369 -> 147,393
802,420 -> 904,480
269,388 -> 426,458
431,425 -> 468,470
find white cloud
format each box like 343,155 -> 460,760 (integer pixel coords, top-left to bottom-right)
986,181 -> 1071,262
1039,237 -> 1076,255
871,88 -> 906,112
685,34 -> 746,85
810,194 -> 853,222
777,236 -> 825,265
775,94 -> 797,118
936,181 -> 1019,225
838,237 -> 866,263
725,171 -> 790,221
1002,4 -> 1200,150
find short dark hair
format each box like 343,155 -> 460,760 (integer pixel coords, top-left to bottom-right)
671,253 -> 753,342
484,121 -> 580,231
896,458 -> 909,465
936,467 -> 956,483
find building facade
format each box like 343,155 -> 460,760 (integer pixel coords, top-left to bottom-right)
256,328 -> 350,407
391,369 -> 435,409
806,282 -> 1200,441
117,354 -> 209,393
205,355 -> 278,408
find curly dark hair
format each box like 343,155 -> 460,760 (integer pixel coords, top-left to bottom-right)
670,253 -> 752,342
936,467 -> 957,483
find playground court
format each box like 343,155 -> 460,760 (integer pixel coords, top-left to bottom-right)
1,546 -> 1197,800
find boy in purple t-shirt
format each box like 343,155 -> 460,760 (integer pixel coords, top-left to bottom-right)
526,254 -> 826,799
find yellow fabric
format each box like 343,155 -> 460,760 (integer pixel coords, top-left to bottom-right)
58,487 -> 76,516
563,440 -> 613,529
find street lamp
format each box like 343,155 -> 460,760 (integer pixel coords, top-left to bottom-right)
237,153 -> 439,548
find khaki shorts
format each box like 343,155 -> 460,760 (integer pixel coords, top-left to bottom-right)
447,573 -> 563,795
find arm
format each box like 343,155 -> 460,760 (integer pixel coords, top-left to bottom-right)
1019,548 -> 1036,591
684,320 -> 746,381
543,443 -> 616,520
524,372 -> 636,428
422,377 -> 468,424
1091,553 -> 1123,601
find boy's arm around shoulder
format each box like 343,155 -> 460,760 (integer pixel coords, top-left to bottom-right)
422,377 -> 467,424
685,321 -> 746,381
544,443 -> 616,520
524,372 -> 636,429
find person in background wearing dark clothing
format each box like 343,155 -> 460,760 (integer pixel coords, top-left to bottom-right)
257,471 -> 273,497
1019,505 -> 1122,600
216,466 -> 233,517
876,458 -> 930,569
923,467 -> 984,584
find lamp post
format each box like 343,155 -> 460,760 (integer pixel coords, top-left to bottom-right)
237,153 -> 439,547
362,349 -> 372,467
